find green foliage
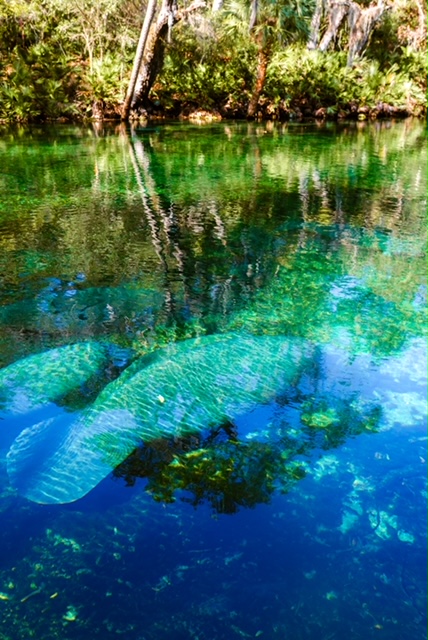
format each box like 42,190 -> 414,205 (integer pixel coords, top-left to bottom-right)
156,0 -> 312,116
79,54 -> 128,114
0,0 -> 133,121
0,44 -> 77,121
222,0 -> 311,45
154,23 -> 255,114
115,435 -> 305,513
389,46 -> 427,95
0,2 -> 78,120
356,59 -> 426,112
265,46 -> 352,111
263,44 -> 426,115
0,0 -> 426,120
156,7 -> 426,118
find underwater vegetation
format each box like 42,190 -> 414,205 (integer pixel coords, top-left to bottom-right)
113,389 -> 382,514
229,225 -> 427,356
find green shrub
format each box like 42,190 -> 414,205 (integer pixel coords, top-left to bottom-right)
263,44 -> 426,116
78,54 -> 128,116
154,24 -> 254,115
0,43 -> 77,121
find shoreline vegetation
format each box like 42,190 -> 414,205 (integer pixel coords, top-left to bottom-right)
0,0 -> 426,125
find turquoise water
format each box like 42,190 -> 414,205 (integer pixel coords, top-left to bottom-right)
0,120 -> 426,639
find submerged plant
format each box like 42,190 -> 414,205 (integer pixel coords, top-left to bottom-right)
112,389 -> 383,513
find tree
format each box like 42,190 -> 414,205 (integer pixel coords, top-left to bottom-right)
222,0 -> 310,118
122,0 -> 158,119
124,0 -> 206,117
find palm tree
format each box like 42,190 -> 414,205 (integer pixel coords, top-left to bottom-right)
222,0 -> 310,118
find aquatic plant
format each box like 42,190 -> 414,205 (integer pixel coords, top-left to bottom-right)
118,437 -> 304,513
0,283 -> 163,341
112,377 -> 385,513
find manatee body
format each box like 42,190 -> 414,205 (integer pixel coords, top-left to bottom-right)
5,333 -> 427,506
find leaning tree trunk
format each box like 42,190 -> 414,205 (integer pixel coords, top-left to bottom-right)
318,0 -> 349,52
347,0 -> 387,66
307,0 -> 325,50
131,0 -> 176,113
131,0 -> 206,115
122,0 -> 158,120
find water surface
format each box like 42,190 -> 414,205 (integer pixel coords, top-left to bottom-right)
0,120 -> 426,639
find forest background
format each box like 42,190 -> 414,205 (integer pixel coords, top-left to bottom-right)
0,0 -> 426,123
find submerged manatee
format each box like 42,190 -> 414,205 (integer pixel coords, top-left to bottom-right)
6,333 -> 309,504
0,341 -> 117,416
6,333 -> 426,506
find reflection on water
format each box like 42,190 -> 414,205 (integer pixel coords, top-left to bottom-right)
0,120 -> 426,639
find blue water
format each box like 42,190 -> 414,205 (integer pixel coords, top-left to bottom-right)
0,120 -> 426,639
0,421 -> 426,639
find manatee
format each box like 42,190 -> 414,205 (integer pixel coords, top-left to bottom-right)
6,333 -> 309,504
5,334 -> 426,506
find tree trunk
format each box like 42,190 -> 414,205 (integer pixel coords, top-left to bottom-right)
308,0 -> 387,64
413,0 -> 427,48
307,0 -> 325,50
318,1 -> 349,52
122,0 -> 158,120
347,0 -> 387,66
249,0 -> 258,32
247,47 -> 270,119
131,0 -> 206,115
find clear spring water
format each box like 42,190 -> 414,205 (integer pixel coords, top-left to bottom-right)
0,120 -> 426,639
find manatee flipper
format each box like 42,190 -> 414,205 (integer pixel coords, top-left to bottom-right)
7,410 -> 138,504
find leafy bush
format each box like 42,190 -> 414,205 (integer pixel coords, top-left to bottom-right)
0,0 -> 133,121
263,44 -> 426,116
154,23 -> 255,116
78,54 -> 128,116
265,47 -> 355,110
0,44 -> 78,121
